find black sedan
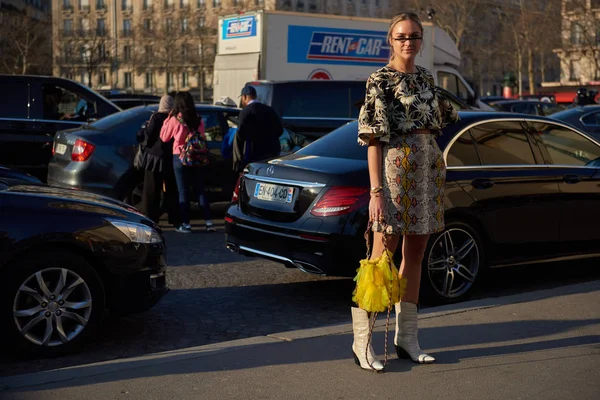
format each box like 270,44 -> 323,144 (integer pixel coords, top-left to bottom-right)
225,112 -> 600,304
488,99 -> 565,116
47,104 -> 241,207
0,179 -> 168,357
549,105 -> 600,142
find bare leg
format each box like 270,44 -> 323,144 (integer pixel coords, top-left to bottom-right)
370,232 -> 401,260
400,234 -> 430,304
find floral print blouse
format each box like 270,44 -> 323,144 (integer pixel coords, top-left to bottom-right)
357,65 -> 460,146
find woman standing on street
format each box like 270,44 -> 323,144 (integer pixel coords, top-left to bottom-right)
352,12 -> 459,372
136,95 -> 180,226
160,91 -> 215,233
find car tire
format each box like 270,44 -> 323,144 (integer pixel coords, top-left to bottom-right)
420,221 -> 486,306
0,251 -> 106,357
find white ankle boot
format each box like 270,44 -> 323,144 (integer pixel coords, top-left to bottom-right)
351,307 -> 384,372
394,302 -> 435,364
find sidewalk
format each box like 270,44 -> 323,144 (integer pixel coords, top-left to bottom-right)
2,280 -> 599,400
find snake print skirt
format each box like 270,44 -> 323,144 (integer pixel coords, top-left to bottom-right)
371,134 -> 446,236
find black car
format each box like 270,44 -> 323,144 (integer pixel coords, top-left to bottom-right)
0,165 -> 42,184
47,104 -> 241,207
489,99 -> 565,116
248,80 -> 474,141
225,112 -> 600,304
549,105 -> 600,142
0,180 -> 168,357
0,75 -> 121,182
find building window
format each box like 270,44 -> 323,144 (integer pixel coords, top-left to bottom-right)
166,18 -> 173,33
123,19 -> 132,36
80,17 -> 90,32
124,72 -> 133,88
97,18 -> 105,36
569,60 -> 577,81
143,19 -> 152,31
63,0 -> 73,10
79,0 -> 90,11
181,46 -> 188,62
198,43 -> 203,56
165,0 -> 174,8
592,0 -> 600,9
167,73 -> 174,88
99,72 -> 107,85
181,0 -> 189,8
99,43 -> 107,59
182,72 -> 189,87
64,19 -> 73,33
181,18 -> 188,33
571,23 -> 583,46
198,16 -> 205,28
212,0 -> 220,7
123,45 -> 132,61
143,0 -> 152,10
122,0 -> 132,11
145,45 -> 153,62
96,0 -> 106,9
256,0 -> 264,5
198,0 -> 205,6
297,1 -> 304,11
145,72 -> 153,88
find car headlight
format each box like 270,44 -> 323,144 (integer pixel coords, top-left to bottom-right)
107,219 -> 162,244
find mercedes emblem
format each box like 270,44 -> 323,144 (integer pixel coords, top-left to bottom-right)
266,166 -> 275,176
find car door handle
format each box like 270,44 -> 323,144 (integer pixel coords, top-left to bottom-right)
563,174 -> 581,184
471,178 -> 494,189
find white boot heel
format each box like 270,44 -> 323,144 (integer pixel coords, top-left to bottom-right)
351,307 -> 384,372
394,302 -> 435,364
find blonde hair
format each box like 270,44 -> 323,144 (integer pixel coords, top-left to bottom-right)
387,12 -> 424,61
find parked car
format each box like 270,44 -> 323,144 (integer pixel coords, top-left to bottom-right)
48,104 -> 241,207
104,94 -> 162,110
488,99 -> 565,116
0,75 -> 121,182
247,80 -> 474,141
548,105 -> 600,142
0,165 -> 42,184
0,179 -> 168,357
225,112 -> 600,305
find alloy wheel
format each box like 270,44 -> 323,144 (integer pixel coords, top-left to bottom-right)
12,268 -> 93,347
427,228 -> 480,300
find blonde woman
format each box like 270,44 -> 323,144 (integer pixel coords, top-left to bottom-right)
352,12 -> 459,372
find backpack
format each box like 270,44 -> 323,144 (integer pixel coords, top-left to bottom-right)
178,118 -> 209,167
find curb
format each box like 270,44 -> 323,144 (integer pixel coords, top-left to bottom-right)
2,279 -> 598,390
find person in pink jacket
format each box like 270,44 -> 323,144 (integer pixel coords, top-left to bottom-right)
160,91 -> 215,233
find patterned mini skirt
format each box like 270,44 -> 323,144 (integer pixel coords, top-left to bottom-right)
372,134 -> 446,236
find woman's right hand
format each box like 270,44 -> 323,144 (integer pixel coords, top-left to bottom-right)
369,194 -> 385,224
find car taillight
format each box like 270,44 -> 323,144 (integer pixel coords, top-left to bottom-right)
310,186 -> 369,217
231,175 -> 242,204
71,139 -> 95,162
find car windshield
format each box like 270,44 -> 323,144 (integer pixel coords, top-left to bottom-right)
89,106 -> 155,131
295,121 -> 366,160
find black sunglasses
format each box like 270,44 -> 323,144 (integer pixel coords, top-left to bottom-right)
393,36 -> 423,42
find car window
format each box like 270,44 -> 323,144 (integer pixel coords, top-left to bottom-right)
456,78 -> 470,102
529,122 -> 600,166
295,122 -> 366,160
469,121 -> 537,165
511,103 -> 537,115
539,103 -> 564,116
199,111 -> 222,142
42,84 -> 94,122
251,84 -> 271,105
437,71 -> 458,98
581,112 -> 600,125
0,81 -> 30,118
90,107 -> 153,131
447,131 -> 481,166
276,83 -> 353,118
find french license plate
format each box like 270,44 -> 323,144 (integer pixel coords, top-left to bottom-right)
55,143 -> 67,155
253,183 -> 294,203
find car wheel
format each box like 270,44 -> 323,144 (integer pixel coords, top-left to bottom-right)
1,252 -> 105,357
420,221 -> 485,305
123,181 -> 144,210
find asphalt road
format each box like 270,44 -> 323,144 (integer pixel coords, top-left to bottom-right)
1,209 -> 599,378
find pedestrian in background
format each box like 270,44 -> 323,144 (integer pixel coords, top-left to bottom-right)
232,85 -> 283,173
353,12 -> 459,372
160,91 -> 215,233
136,95 -> 180,226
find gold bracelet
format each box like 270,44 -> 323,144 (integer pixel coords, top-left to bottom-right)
370,186 -> 383,194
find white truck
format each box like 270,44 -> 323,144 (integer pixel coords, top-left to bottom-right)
213,10 -> 488,110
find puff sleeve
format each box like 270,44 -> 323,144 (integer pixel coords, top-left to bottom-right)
357,75 -> 390,146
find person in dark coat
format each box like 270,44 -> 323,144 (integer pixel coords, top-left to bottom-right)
136,95 -> 180,225
232,85 -> 284,173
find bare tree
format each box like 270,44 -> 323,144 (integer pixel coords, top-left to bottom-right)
0,13 -> 51,75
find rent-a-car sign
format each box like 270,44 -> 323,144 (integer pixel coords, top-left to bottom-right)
288,25 -> 390,66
